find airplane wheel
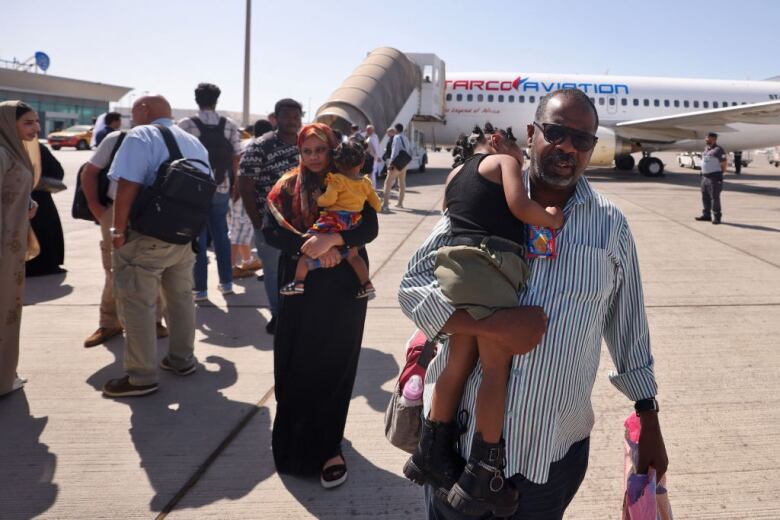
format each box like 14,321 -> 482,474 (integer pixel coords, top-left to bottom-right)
641,157 -> 664,177
615,154 -> 635,171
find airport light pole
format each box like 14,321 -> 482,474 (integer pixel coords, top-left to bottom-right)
242,0 -> 251,127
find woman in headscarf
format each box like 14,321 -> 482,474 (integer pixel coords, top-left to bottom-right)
0,100 -> 41,396
263,123 -> 379,488
26,143 -> 66,276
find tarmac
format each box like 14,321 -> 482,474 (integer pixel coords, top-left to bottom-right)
1,149 -> 779,519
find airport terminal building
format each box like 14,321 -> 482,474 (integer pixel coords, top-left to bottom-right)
0,67 -> 131,137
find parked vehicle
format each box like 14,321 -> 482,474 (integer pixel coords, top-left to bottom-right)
769,147 -> 780,167
677,152 -> 702,169
47,125 -> 93,150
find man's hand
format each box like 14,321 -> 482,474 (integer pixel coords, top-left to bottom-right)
443,306 -> 548,356
301,234 -> 344,259
317,247 -> 343,268
636,412 -> 668,481
486,306 -> 548,355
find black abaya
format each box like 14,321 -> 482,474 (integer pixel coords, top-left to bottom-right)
263,203 -> 378,476
26,145 -> 65,277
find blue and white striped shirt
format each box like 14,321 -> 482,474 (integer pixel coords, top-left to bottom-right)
398,175 -> 657,484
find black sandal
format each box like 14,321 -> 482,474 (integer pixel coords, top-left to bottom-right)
320,458 -> 348,489
280,280 -> 305,296
356,282 -> 376,300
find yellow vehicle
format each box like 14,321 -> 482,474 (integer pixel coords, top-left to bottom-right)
47,125 -> 93,150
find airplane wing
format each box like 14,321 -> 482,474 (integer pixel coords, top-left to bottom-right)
614,100 -> 780,142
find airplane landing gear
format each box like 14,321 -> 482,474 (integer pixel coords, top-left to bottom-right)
637,154 -> 664,177
615,154 -> 635,171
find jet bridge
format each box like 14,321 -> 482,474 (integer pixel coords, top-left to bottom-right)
315,47 -> 445,151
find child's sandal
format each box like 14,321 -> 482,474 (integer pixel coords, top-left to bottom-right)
280,280 -> 306,296
356,282 -> 376,300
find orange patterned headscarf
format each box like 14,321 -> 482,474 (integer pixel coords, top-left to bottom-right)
267,123 -> 339,234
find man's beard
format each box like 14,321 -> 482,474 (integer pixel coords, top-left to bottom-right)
529,149 -> 580,188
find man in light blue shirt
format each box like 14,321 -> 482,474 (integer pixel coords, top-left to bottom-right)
382,123 -> 411,211
102,95 -> 211,398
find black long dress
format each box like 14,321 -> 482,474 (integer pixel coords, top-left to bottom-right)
26,145 -> 65,277
263,202 -> 378,476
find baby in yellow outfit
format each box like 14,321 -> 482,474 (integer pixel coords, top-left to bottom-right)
280,140 -> 382,299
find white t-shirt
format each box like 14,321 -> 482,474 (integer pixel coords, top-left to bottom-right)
88,130 -> 124,200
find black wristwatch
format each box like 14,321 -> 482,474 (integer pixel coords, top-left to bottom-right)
634,398 -> 659,413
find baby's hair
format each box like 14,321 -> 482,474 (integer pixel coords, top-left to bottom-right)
333,139 -> 366,171
452,123 -> 516,166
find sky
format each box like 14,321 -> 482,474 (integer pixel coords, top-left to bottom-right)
3,0 -> 779,120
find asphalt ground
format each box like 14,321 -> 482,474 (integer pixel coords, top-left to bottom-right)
1,149 -> 778,519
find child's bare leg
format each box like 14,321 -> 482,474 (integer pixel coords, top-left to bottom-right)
346,248 -> 371,286
430,334 -> 479,423
474,336 -> 513,443
294,255 -> 310,283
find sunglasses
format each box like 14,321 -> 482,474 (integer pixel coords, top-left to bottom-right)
533,122 -> 598,152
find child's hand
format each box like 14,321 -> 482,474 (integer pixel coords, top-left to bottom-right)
545,206 -> 564,229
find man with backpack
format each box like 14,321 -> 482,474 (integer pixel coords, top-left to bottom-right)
80,126 -> 168,348
178,83 -> 242,300
102,94 -> 212,398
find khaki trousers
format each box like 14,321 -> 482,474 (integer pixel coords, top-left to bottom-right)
99,206 -> 162,328
382,165 -> 408,208
112,231 -> 195,385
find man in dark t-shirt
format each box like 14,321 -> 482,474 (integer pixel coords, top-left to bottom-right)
695,132 -> 727,225
238,98 -> 302,333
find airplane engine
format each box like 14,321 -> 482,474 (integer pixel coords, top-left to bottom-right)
589,126 -> 633,167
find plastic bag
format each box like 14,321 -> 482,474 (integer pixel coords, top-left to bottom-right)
621,413 -> 673,520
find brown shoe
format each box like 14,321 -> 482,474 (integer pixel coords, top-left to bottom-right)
156,322 -> 169,339
84,327 -> 123,348
232,266 -> 254,279
102,376 -> 158,398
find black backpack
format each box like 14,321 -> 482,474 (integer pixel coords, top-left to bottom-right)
71,131 -> 126,222
129,125 -> 216,244
191,116 -> 234,186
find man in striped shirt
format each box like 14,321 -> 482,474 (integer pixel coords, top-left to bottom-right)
399,89 -> 668,519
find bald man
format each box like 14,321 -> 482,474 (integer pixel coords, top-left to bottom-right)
103,95 -> 212,398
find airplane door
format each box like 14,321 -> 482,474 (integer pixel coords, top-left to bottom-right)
607,96 -> 618,114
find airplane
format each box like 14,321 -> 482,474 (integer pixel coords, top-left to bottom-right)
420,72 -> 780,176
315,49 -> 780,178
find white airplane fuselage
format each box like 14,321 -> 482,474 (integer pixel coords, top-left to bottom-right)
416,72 -> 780,164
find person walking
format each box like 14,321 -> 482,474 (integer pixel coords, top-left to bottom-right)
263,123 -> 378,488
26,143 -> 65,276
238,99 -> 302,334
399,89 -> 668,519
101,95 -> 211,398
695,131 -> 727,225
365,125 -> 383,187
0,101 -> 40,396
382,123 -> 411,211
179,83 -> 242,300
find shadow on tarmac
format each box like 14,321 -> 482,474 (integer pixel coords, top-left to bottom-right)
85,341 -> 274,513
23,271 -> 74,305
0,391 -> 58,519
